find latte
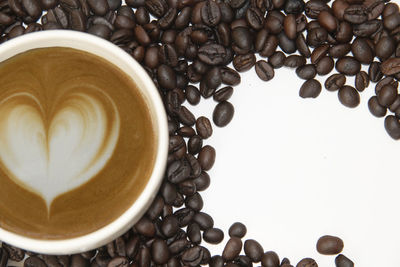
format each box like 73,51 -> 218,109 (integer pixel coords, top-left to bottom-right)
0,47 -> 156,239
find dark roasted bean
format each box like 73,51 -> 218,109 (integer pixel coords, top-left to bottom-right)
228,222 -> 247,238
284,55 -> 306,68
335,56 -> 361,76
325,74 -> 346,92
198,44 -> 227,65
244,239 -> 264,262
201,0 -> 221,26
316,56 -> 334,75
369,61 -> 383,82
193,212 -> 214,230
296,258 -> 318,267
355,71 -> 369,92
181,246 -> 203,267
135,216 -> 156,237
213,101 -> 234,127
385,115 -> 400,139
198,145 -> 215,171
381,57 -> 400,76
222,237 -> 242,261
151,239 -> 170,264
368,96 -> 387,117
343,5 -> 367,24
22,0 -> 42,18
296,34 -> 311,58
305,0 -> 329,19
299,79 -> 321,98
233,53 -> 256,72
255,60 -> 274,81
196,117 -> 213,139
187,223 -> 202,244
378,85 -> 398,107
145,0 -> 167,18
316,235 -> 344,255
338,85 -> 360,108
278,32 -> 297,53
351,37 -> 374,64
335,254 -> 354,267
260,35 -> 279,57
203,228 -> 224,244
261,251 -> 280,267
268,51 -> 286,68
87,0 -> 109,16
296,64 -> 317,80
329,44 -> 351,59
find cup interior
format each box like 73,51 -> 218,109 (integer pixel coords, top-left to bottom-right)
0,30 -> 168,254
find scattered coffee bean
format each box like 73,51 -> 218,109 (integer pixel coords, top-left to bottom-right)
244,239 -> 264,262
325,74 -> 346,92
316,235 -> 344,255
255,60 -> 274,81
355,71 -> 369,92
203,228 -> 224,244
261,251 -> 280,267
385,115 -> 400,139
335,254 -> 354,267
378,85 -> 398,107
296,258 -> 318,267
299,79 -> 322,98
213,101 -> 234,127
338,86 -> 360,108
222,237 -> 242,261
368,96 -> 387,117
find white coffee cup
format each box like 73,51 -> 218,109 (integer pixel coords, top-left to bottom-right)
0,30 -> 168,255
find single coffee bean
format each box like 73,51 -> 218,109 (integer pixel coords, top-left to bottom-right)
278,32 -> 297,53
296,258 -> 317,267
260,35 -> 279,57
193,212 -> 214,230
296,64 -> 317,80
232,27 -> 253,52
355,71 -> 369,92
316,56 -> 334,75
203,228 -> 224,244
233,53 -> 256,72
335,254 -> 354,267
135,216 -> 156,237
22,0 -> 42,19
376,77 -> 399,95
158,64 -> 177,90
318,10 -> 338,32
255,60 -> 275,81
185,191 -> 203,211
325,74 -> 346,92
181,246 -> 203,267
198,44 -> 227,65
351,37 -> 374,64
268,51 -> 286,69
222,237 -> 242,261
214,86 -> 234,102
353,20 -> 382,37
193,171 -> 210,191
145,0 -> 167,18
338,85 -> 360,108
198,145 -> 216,171
151,239 -> 170,264
376,36 -> 395,60
213,101 -> 235,127
284,14 -> 297,39
307,27 -> 328,47
369,61 -> 383,82
284,55 -> 306,68
390,95 -> 400,112
329,44 -> 351,59
201,0 -> 221,26
261,252 -> 280,267
246,7 -> 264,30
187,223 -> 202,244
316,235 -> 344,255
296,34 -> 311,58
24,256 -> 46,267
244,239 -> 264,262
161,215 -> 179,237
299,79 -> 322,98
381,57 -> 400,76
385,115 -> 400,139
368,96 -> 387,117
185,85 -> 201,105
188,135 -> 203,155
196,117 -> 212,139
335,56 -> 361,76
311,44 -> 329,64
221,67 -> 241,86
343,5 -> 367,24
378,85 -> 398,107
87,0 -> 109,16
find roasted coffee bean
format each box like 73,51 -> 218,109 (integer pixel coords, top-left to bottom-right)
284,55 -> 306,68
87,0 -> 109,16
335,254 -> 354,267
351,37 -> 374,64
88,24 -> 111,39
299,79 -> 321,98
385,115 -> 400,139
244,239 -> 264,262
69,9 -> 86,31
161,215 -> 179,237
316,56 -> 334,75
2,243 -> 24,262
188,135 -> 203,155
147,196 -> 164,220
181,246 -> 203,267
304,0 -> 329,19
167,159 -> 191,184
22,0 -> 42,19
186,85 -> 201,105
296,34 -> 311,58
151,239 -> 170,264
198,44 -> 227,65
336,22 -> 353,43
135,216 -> 156,237
265,15 -> 283,34
193,212 -> 214,230
192,171 -> 210,191
284,0 -> 304,14
260,35 -> 279,57
261,251 -> 280,267
255,60 -> 274,81
145,0 -> 167,18
329,44 -> 351,59
246,7 -> 264,30
138,246 -> 151,267
284,14 -> 297,40
378,85 -> 398,107
296,64 -> 317,80
296,258 -> 317,267
201,0 -> 221,26
222,237 -> 243,261
307,27 -> 328,47
233,53 -> 256,72
376,36 -> 395,60
158,64 -> 177,90
384,12 -> 400,30
178,178 -> 197,196
338,85 -> 360,108
213,101 -> 234,127
198,145 -> 215,171
229,222 -> 247,238
107,257 -> 128,267
168,238 -> 189,254
318,11 -> 337,33
268,51 -> 286,68
278,32 -> 297,53
335,56 -> 361,76
390,95 -> 400,112
185,191 -> 204,211
213,86 -> 234,102
196,117 -> 213,139
369,61 -> 383,82
203,228 -> 224,244
368,96 -> 387,117
232,27 -> 252,52
316,235 -> 344,255
24,256 -> 46,267
310,44 -> 329,64
343,5 -> 367,24
355,71 -> 369,92
59,0 -> 80,11
381,57 -> 400,75
187,223 -> 202,244
161,182 -> 178,205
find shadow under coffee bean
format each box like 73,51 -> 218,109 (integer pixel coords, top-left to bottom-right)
1,0 -> 400,266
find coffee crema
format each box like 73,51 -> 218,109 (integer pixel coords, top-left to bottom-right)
0,47 -> 156,239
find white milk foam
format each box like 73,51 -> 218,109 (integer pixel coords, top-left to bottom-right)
0,91 -> 120,208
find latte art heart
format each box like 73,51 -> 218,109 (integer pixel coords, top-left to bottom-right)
0,90 -> 120,207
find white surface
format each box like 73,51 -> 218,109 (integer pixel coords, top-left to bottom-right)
190,61 -> 400,267
0,91 -> 120,207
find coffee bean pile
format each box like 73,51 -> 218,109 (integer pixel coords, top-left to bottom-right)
0,0 -> 399,266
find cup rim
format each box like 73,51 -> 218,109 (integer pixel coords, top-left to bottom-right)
0,30 -> 168,254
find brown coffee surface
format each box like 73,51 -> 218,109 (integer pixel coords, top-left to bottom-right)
0,47 -> 156,239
